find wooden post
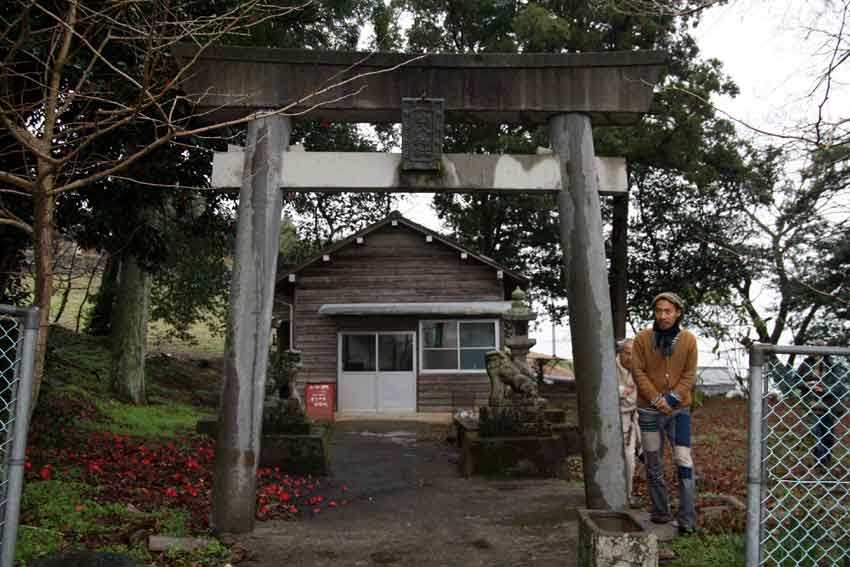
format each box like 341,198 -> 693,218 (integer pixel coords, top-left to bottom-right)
611,194 -> 628,340
212,114 -> 290,533
551,113 -> 628,511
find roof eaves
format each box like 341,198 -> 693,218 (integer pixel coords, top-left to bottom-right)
277,213 -> 529,285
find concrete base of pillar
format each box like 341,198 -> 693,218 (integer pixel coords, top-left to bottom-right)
578,509 -> 657,567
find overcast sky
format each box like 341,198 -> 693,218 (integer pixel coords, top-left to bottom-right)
693,0 -> 848,145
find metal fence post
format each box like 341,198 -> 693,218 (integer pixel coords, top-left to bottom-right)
746,344 -> 768,567
0,306 -> 38,567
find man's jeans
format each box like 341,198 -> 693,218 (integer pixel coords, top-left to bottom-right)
639,407 -> 696,529
812,411 -> 836,467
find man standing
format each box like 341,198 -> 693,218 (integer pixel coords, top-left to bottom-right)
616,338 -> 642,508
633,292 -> 698,536
796,352 -> 849,471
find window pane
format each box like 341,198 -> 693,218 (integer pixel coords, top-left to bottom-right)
460,322 -> 496,348
423,349 -> 458,370
342,335 -> 375,372
422,321 -> 457,348
460,349 -> 489,370
379,334 -> 413,372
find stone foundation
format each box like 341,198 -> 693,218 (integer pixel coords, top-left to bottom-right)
478,402 -> 551,437
259,426 -> 331,475
459,431 -> 565,478
196,419 -> 330,475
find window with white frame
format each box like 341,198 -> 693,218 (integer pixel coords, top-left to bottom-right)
420,320 -> 498,372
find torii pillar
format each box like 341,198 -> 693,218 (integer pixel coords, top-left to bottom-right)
211,114 -> 290,533
552,114 -> 627,510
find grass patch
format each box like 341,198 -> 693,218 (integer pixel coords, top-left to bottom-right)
17,480 -> 135,564
159,541 -> 231,567
17,304 -> 232,565
15,525 -> 65,564
93,399 -> 212,439
36,274 -> 225,355
45,328 -> 112,394
16,478 -> 208,565
665,534 -> 745,566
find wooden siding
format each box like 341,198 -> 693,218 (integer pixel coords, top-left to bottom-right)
417,374 -> 491,412
280,225 -> 508,411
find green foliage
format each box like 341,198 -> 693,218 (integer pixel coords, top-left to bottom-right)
21,481 -> 125,542
44,327 -> 112,394
156,509 -> 195,538
513,4 -> 571,52
161,541 -> 230,567
92,399 -> 211,439
148,194 -> 233,344
16,480 -> 218,566
280,216 -> 318,267
229,0 -> 373,50
369,1 -> 404,51
665,534 -> 745,566
86,256 -> 119,336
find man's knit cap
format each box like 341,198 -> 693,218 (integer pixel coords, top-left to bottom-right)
653,291 -> 685,312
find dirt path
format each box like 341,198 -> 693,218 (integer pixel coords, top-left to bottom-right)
236,421 -> 584,567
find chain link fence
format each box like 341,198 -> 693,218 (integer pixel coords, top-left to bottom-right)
747,344 -> 850,567
0,305 -> 38,567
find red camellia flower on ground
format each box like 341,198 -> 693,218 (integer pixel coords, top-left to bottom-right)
25,421 -> 347,528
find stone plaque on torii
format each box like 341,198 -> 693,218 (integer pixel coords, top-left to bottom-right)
173,44 -> 665,533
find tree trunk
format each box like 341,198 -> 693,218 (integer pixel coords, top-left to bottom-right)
75,253 -> 105,333
53,243 -> 78,323
87,252 -> 120,336
111,252 -> 150,405
31,187 -> 55,412
610,194 -> 628,340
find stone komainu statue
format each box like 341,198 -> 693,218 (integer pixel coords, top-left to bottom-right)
486,349 -> 540,405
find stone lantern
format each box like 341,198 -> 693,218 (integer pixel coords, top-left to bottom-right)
503,287 -> 537,374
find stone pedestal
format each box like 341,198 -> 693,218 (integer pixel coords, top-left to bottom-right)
263,399 -> 311,435
259,425 -> 331,475
578,510 -> 657,567
197,419 -> 330,475
478,398 -> 551,437
459,431 -> 565,478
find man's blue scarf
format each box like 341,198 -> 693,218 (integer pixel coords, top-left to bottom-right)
653,320 -> 681,358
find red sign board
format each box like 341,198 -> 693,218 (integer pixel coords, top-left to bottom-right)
305,383 -> 335,422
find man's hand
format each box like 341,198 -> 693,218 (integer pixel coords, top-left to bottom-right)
655,398 -> 673,415
806,381 -> 826,394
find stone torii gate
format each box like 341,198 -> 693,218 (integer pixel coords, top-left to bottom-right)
175,45 -> 665,533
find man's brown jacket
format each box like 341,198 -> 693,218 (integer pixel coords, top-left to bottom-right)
632,328 -> 698,409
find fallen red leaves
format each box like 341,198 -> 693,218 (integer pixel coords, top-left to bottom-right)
25,425 -> 342,531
